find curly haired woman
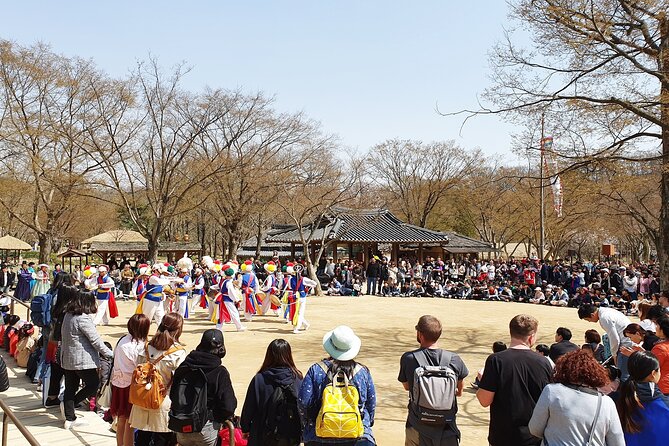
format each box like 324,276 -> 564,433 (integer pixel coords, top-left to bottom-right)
529,349 -> 624,445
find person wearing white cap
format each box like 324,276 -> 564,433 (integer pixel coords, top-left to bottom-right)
190,268 -> 206,313
174,268 -> 193,319
297,325 -> 377,445
139,264 -> 175,326
31,263 -> 51,298
529,287 -> 546,304
86,265 -> 117,325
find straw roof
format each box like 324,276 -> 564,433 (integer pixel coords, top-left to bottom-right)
81,230 -> 148,245
0,235 -> 32,251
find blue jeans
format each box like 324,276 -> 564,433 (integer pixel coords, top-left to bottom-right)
366,277 -> 377,295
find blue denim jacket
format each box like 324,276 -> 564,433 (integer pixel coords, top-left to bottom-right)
298,359 -> 376,444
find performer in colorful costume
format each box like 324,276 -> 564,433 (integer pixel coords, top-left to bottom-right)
191,268 -> 206,312
137,263 -> 175,326
240,260 -> 260,321
261,261 -> 280,315
132,264 -> 150,303
86,265 -> 119,326
286,263 -> 316,334
175,267 -> 193,318
212,265 -> 246,331
31,264 -> 51,297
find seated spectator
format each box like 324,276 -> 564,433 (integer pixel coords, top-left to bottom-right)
16,323 -> 37,368
473,341 -> 507,389
529,287 -> 545,304
535,344 -> 555,368
622,323 -> 659,354
582,329 -> 607,363
549,327 -> 580,363
611,294 -> 631,314
550,286 -> 568,307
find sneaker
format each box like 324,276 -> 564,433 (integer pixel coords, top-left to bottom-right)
44,398 -> 60,408
292,328 -> 301,334
64,418 -> 89,430
237,326 -> 247,332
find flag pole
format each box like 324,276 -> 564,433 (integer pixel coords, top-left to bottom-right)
539,113 -> 546,260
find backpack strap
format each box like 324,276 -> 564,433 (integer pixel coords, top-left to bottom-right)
150,344 -> 183,365
413,349 -> 452,369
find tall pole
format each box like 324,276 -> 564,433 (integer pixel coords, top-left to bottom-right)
539,114 -> 546,260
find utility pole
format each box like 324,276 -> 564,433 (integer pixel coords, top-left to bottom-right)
539,113 -> 546,260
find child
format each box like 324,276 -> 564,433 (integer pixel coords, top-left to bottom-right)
3,315 -> 20,352
16,323 -> 37,368
472,341 -> 507,389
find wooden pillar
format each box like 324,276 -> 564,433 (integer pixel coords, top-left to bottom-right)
348,242 -> 354,261
333,243 -> 338,262
362,243 -> 368,265
418,243 -> 424,263
393,243 -> 400,262
291,243 -> 296,260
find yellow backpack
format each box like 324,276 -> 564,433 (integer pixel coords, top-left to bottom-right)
315,361 -> 365,439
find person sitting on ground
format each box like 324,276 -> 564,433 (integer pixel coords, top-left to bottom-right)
582,329 -> 607,363
535,344 -> 555,368
549,327 -> 580,364
529,287 -> 545,304
528,350 -> 624,446
473,341 -> 506,389
16,323 -> 37,368
616,351 -> 669,446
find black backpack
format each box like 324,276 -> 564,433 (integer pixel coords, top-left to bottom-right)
263,384 -> 301,446
168,367 -> 209,433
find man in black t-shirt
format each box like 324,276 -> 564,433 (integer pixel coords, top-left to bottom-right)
398,315 -> 469,446
476,314 -> 552,446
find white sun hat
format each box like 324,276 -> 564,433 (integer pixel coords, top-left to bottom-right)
322,325 -> 361,361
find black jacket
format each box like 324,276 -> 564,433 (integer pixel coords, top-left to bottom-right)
0,271 -> 14,288
365,262 -> 379,278
240,366 -> 302,446
176,350 -> 237,423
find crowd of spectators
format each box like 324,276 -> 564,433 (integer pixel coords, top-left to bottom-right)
322,256 -> 662,310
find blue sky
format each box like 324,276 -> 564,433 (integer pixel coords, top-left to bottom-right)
2,1 -> 518,158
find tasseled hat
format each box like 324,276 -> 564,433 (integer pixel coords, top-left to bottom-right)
264,261 -> 277,273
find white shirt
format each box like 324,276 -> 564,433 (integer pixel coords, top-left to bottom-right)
598,307 -> 631,355
110,334 -> 145,388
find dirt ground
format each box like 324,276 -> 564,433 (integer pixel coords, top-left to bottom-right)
99,295 -> 600,446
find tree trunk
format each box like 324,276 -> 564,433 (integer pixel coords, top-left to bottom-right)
660,16 -> 669,291
147,236 -> 159,263
255,223 -> 263,259
37,232 -> 52,264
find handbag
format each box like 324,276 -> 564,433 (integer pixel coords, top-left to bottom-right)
97,336 -> 123,409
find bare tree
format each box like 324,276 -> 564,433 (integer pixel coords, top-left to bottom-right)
367,139 -> 479,228
452,0 -> 669,287
0,41 -> 103,262
277,149 -> 364,295
85,60 -> 237,261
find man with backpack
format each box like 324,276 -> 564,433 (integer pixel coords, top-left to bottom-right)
169,329 -> 237,446
398,315 -> 469,446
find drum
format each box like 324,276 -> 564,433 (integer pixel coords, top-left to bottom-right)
256,290 -> 266,301
270,294 -> 281,306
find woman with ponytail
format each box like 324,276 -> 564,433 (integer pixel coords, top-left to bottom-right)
129,312 -> 186,446
616,351 -> 669,445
